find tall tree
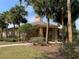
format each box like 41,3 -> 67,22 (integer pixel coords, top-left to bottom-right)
2,11 -> 13,37
10,5 -> 27,25
0,14 -> 6,38
2,5 -> 27,38
22,0 -> 79,43
10,5 -> 27,39
24,0 -> 56,43
67,0 -> 72,43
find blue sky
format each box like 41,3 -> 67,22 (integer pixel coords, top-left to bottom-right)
0,0 -> 19,13
75,18 -> 79,30
0,0 -> 79,30
0,0 -> 36,23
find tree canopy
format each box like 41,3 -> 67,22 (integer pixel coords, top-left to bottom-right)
18,23 -> 32,33
0,14 -> 7,29
0,5 -> 27,28
23,0 -> 79,25
10,5 -> 27,24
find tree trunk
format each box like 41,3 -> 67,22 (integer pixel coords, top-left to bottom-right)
6,27 -> 8,38
1,28 -> 3,39
45,16 -> 49,44
0,28 -> 3,39
18,24 -> 20,41
67,0 -> 72,43
61,7 -> 64,42
13,23 -> 16,38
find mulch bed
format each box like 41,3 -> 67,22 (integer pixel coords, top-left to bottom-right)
29,43 -> 65,59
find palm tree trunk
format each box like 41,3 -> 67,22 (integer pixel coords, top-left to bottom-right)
18,24 -> 20,41
61,7 -> 64,42
0,28 -> 3,39
1,28 -> 3,39
45,16 -> 49,44
67,0 -> 72,43
6,27 -> 8,38
13,23 -> 16,38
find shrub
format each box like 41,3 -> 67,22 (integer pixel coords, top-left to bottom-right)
30,37 -> 45,45
34,56 -> 52,59
18,23 -> 32,33
0,37 -> 18,42
60,42 -> 79,59
18,24 -> 39,41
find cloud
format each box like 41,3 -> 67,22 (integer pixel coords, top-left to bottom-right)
26,6 -> 36,23
75,18 -> 79,30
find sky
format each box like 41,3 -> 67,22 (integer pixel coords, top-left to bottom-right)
0,0 -> 36,23
0,0 -> 79,30
0,0 -> 19,13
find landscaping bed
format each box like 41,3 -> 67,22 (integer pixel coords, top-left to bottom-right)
29,43 -> 64,59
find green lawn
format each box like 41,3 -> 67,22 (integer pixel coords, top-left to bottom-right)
0,46 -> 44,59
0,41 -> 19,45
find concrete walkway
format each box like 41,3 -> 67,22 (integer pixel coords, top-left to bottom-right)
0,43 -> 32,48
0,42 -> 63,48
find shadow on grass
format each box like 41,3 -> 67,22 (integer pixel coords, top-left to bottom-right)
34,56 -> 53,59
33,52 -> 60,59
33,43 -> 64,59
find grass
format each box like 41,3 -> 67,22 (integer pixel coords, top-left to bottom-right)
0,46 -> 44,59
0,41 -> 19,45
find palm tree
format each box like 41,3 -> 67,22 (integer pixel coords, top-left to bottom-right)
23,0 -> 55,43
0,13 -> 6,39
10,5 -> 27,39
67,0 -> 72,43
2,11 -> 13,38
22,0 -> 79,43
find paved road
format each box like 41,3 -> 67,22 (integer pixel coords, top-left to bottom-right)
0,43 -> 32,48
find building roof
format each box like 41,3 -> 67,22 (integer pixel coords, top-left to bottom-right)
33,15 -> 58,28
32,22 -> 58,28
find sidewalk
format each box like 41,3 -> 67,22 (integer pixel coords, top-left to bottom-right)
0,43 -> 32,48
